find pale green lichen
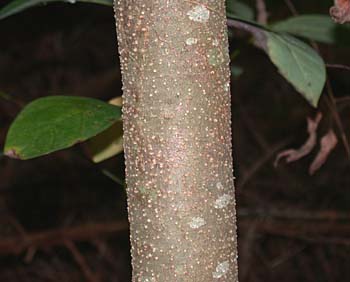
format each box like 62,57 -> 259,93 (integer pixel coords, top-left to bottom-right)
138,186 -> 157,200
186,37 -> 198,46
216,182 -> 224,190
188,217 -> 206,229
214,194 -> 232,209
213,261 -> 230,279
208,49 -> 224,67
187,5 -> 210,23
212,38 -> 219,46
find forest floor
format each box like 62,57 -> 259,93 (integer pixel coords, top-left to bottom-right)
1,2 -> 350,282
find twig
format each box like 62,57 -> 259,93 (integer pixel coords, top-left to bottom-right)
256,0 -> 268,24
92,239 -> 120,269
238,207 -> 350,245
239,208 -> 350,245
326,63 -> 350,71
283,0 -> 350,159
65,240 -> 101,282
269,245 -> 306,268
0,221 -> 129,256
239,219 -> 259,280
238,208 -> 350,221
283,0 -> 298,16
101,169 -> 125,187
239,218 -> 350,244
238,140 -> 290,189
3,216 -> 37,263
226,18 -> 267,50
3,209 -> 350,263
324,81 -> 350,158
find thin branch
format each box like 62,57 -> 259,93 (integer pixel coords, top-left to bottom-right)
0,221 -> 129,256
238,140 -> 290,189
3,210 -> 350,261
226,18 -> 267,50
283,0 -> 350,159
239,218 -> 350,245
65,240 -> 101,282
239,208 -> 350,245
101,169 -> 125,187
326,63 -> 350,71
256,0 -> 268,24
283,0 -> 298,16
324,81 -> 350,158
238,208 -> 350,221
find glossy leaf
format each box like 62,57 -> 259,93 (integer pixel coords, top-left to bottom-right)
272,14 -> 350,44
4,96 -> 121,160
87,122 -> 123,163
87,97 -> 124,163
228,18 -> 326,106
0,0 -> 112,20
266,32 -> 326,107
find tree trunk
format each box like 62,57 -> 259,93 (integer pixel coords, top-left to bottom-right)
113,0 -> 238,281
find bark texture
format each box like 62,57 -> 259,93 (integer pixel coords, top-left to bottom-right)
114,1 -> 238,281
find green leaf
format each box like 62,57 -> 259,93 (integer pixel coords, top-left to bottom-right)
4,96 -> 121,160
87,97 -> 124,163
87,121 -> 123,163
266,33 -> 326,107
0,0 -> 112,20
227,0 -> 255,21
271,15 -> 350,45
227,18 -> 326,106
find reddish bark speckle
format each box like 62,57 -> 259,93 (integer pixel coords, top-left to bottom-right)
114,0 -> 238,281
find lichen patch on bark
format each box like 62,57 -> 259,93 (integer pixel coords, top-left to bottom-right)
185,37 -> 198,45
187,5 -> 210,23
214,194 -> 233,209
213,260 -> 230,279
188,217 -> 206,229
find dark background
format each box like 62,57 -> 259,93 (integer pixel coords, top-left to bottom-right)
1,0 -> 350,281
